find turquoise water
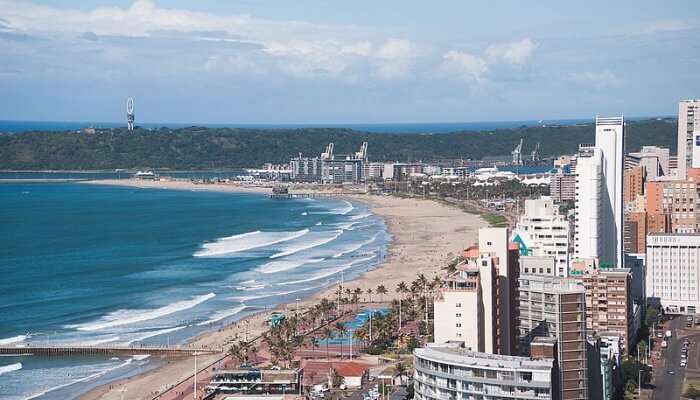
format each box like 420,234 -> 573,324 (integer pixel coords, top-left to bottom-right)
0,183 -> 389,399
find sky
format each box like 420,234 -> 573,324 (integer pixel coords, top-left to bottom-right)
0,0 -> 699,124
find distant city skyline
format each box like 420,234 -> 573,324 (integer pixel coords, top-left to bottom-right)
1,0 -> 698,123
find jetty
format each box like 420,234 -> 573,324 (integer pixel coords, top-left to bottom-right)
0,345 -> 221,357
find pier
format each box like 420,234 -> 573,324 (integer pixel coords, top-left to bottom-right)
269,192 -> 343,199
0,345 -> 221,357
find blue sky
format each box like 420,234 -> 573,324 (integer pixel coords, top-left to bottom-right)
1,0 -> 698,124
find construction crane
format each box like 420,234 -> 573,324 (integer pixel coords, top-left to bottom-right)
321,143 -> 334,160
355,142 -> 368,161
531,142 -> 541,163
512,138 -> 523,166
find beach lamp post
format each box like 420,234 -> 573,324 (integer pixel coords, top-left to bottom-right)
193,351 -> 204,400
296,298 -> 300,315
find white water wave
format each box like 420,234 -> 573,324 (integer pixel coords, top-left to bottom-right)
258,258 -> 325,274
197,304 -> 247,326
270,230 -> 343,259
349,213 -> 371,221
194,229 -> 309,257
228,286 -> 321,302
26,358 -> 138,400
0,334 -> 28,345
69,293 -> 215,331
279,254 -> 377,286
332,233 -> 379,258
0,362 -> 22,376
73,336 -> 121,346
125,325 -> 187,345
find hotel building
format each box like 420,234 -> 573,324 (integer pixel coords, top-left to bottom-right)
646,233 -> 700,314
514,196 -> 570,277
518,275 -> 588,400
574,146 -> 603,262
433,227 -> 518,355
414,344 -> 557,400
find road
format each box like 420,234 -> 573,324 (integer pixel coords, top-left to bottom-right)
650,317 -> 700,400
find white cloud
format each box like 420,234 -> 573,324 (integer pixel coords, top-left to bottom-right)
568,70 -> 623,90
485,38 -> 538,65
633,19 -> 694,35
439,51 -> 488,83
373,39 -> 417,80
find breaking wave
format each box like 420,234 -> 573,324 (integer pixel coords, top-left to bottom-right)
270,230 -> 343,259
0,362 -> 22,376
194,229 -> 309,257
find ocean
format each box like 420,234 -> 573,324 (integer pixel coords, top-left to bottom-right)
0,183 -> 389,399
0,119 -> 595,134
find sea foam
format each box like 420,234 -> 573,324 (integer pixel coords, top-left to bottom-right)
279,254 -> 377,286
197,304 -> 247,326
70,293 -> 215,331
195,229 -> 309,257
0,362 -> 22,376
0,335 -> 28,345
257,258 -> 325,274
270,230 -> 343,259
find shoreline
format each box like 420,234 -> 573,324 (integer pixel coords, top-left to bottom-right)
73,179 -> 487,400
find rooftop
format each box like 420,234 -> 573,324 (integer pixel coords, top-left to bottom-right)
416,345 -> 553,371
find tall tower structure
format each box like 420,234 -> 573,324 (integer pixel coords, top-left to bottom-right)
574,146 -> 603,261
677,99 -> 700,178
595,116 -> 625,267
126,97 -> 135,131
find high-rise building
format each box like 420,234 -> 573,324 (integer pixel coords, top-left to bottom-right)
623,166 -> 645,205
569,259 -> 633,354
646,180 -> 700,233
551,173 -> 576,203
646,233 -> 700,314
627,146 -> 670,180
624,212 -> 647,253
595,116 -> 625,268
514,196 -> 570,277
413,344 -> 557,400
433,227 -> 519,355
676,99 -> 700,179
518,275 -> 588,400
574,146 -> 603,261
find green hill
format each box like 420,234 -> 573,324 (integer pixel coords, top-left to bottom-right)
0,118 -> 678,170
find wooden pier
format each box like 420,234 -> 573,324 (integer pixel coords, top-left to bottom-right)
0,345 -> 221,357
269,192 -> 342,199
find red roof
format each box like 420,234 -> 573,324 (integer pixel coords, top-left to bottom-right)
302,361 -> 369,378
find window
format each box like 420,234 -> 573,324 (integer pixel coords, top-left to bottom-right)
456,313 -> 462,317
456,323 -> 462,327
456,303 -> 462,308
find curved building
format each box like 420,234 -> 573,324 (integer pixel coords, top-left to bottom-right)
414,345 -> 556,400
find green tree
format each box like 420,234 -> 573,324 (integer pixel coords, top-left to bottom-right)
376,285 -> 388,302
686,385 -> 700,400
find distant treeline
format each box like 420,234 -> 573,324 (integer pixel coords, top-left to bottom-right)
0,119 -> 678,170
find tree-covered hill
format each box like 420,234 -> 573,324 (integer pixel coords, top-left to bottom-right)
0,118 -> 678,170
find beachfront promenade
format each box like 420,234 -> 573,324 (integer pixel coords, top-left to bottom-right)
0,345 -> 221,357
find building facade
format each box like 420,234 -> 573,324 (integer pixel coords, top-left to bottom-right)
414,345 -> 557,400
514,196 -> 570,277
646,233 -> 700,314
551,173 -> 576,203
594,116 -> 625,268
677,99 -> 700,179
574,146 -> 603,262
434,227 -> 518,355
518,275 -> 588,400
569,259 -> 633,354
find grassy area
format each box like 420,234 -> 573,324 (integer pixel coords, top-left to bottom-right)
480,212 -> 508,227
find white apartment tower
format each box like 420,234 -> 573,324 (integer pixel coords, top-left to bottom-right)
574,117 -> 624,267
677,100 -> 700,178
646,233 -> 700,314
514,196 -> 571,277
574,146 -> 603,261
595,116 -> 625,268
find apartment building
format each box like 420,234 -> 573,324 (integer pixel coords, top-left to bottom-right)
433,227 -> 518,355
514,196 -> 570,277
646,233 -> 700,314
551,173 -> 576,203
414,344 -> 557,400
623,166 -> 645,205
676,99 -> 700,179
518,275 -> 588,400
569,259 -> 633,354
646,180 -> 700,233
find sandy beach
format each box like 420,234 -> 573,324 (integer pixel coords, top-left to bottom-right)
78,179 -> 487,400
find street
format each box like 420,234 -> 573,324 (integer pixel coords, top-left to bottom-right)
651,316 -> 700,400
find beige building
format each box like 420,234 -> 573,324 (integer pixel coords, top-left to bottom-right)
569,259 -> 633,354
518,275 -> 588,400
433,227 -> 519,355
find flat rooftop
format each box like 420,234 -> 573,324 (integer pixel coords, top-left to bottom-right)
415,345 -> 553,371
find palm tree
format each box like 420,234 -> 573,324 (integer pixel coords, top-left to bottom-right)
377,285 -> 388,303
394,362 -> 408,386
335,321 -> 348,359
367,288 -> 374,303
322,326 -> 334,386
